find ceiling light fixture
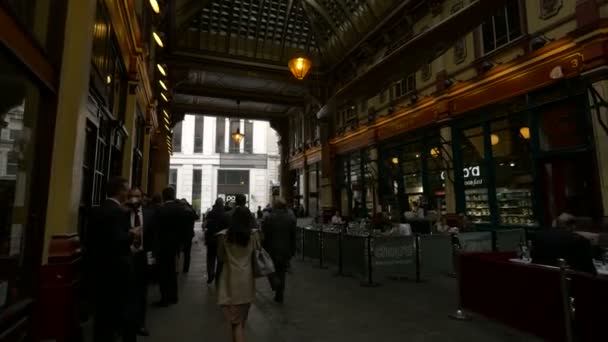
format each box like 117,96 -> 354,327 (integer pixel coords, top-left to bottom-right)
159,80 -> 168,91
491,134 -> 500,146
157,64 -> 167,76
519,127 -> 531,140
288,56 -> 312,80
153,32 -> 164,47
149,0 -> 160,14
231,100 -> 245,144
391,157 -> 399,165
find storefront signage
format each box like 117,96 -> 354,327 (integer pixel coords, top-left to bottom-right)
440,166 -> 483,186
373,237 -> 415,266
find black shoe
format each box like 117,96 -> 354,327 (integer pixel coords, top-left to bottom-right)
274,294 -> 284,303
137,328 -> 150,337
152,301 -> 169,308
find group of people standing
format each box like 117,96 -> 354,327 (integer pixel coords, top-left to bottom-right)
203,194 -> 297,342
85,177 -> 198,341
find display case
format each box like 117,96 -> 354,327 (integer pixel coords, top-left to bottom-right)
496,188 -> 537,227
465,188 -> 491,224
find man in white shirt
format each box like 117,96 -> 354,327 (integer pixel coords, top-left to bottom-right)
127,188 -> 155,337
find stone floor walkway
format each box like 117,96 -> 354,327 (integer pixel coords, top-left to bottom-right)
143,238 -> 540,342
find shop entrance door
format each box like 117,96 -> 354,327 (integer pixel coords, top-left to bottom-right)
537,152 -> 599,226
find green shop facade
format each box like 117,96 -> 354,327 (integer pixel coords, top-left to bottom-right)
335,79 -> 605,231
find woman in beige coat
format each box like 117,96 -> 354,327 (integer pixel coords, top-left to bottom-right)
216,195 -> 259,342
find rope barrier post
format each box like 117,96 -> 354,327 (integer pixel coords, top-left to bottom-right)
449,243 -> 471,321
558,259 -> 574,342
361,233 -> 379,287
317,226 -> 327,269
300,228 -> 305,261
448,236 -> 459,278
333,230 -> 344,277
415,234 -> 421,283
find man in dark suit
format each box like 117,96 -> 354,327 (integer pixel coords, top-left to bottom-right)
127,188 -> 156,336
87,177 -> 138,342
532,213 -> 597,274
179,199 -> 199,273
156,187 -> 190,305
203,198 -> 227,284
262,198 -> 297,303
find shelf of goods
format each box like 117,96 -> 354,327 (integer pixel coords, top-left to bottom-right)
496,188 -> 537,227
465,188 -> 490,224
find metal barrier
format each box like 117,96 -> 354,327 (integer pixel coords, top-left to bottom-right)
495,229 -> 525,252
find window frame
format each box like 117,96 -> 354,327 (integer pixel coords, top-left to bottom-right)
480,0 -> 525,56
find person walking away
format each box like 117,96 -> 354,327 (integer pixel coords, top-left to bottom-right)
127,188 -> 156,337
204,198 -> 227,284
256,206 -> 263,220
217,194 -> 259,342
180,199 -> 200,273
156,187 -> 189,306
86,177 -> 139,342
262,198 -> 296,303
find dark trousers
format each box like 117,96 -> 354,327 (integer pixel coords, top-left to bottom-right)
206,241 -> 218,281
268,259 -> 288,299
158,251 -> 178,303
133,251 -> 148,329
93,273 -> 137,342
182,239 -> 193,273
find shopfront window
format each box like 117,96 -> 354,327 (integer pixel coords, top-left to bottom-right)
308,163 -> 319,218
538,100 -> 588,152
461,126 -> 491,224
400,142 -> 424,210
0,47 -> 44,305
491,118 -> 537,227
426,137 -> 448,215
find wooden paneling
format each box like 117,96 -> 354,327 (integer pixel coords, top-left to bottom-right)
0,6 -> 58,92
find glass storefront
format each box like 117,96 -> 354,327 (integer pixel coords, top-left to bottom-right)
380,131 -> 449,221
337,149 -> 373,219
307,162 -> 320,218
0,46 -> 47,308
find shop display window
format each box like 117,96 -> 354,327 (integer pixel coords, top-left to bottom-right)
0,47 -> 44,307
538,100 -> 588,151
491,118 -> 537,227
400,142 -> 423,210
461,127 -> 490,224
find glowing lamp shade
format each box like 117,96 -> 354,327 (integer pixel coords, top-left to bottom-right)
391,157 -> 399,165
153,32 -> 164,47
288,57 -> 312,80
231,128 -> 245,144
490,134 -> 500,146
430,147 -> 440,158
157,64 -> 167,76
159,80 -> 168,91
519,126 -> 531,140
149,0 -> 160,14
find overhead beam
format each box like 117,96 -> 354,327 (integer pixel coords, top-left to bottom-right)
175,0 -> 214,34
171,102 -> 288,121
165,51 -> 317,86
317,0 -> 512,119
174,83 -> 306,106
279,0 -> 295,60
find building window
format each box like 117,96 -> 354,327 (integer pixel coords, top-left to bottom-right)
194,116 -> 204,153
172,121 -> 182,153
192,169 -> 202,216
244,120 -> 253,153
169,168 -> 178,189
395,74 -> 416,98
216,117 -> 225,153
218,170 -> 249,185
229,119 -> 240,153
481,1 -> 522,55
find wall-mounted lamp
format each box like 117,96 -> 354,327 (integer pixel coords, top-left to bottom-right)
519,127 -> 531,140
530,36 -> 547,51
153,32 -> 164,47
481,60 -> 494,72
157,64 -> 167,76
149,0 -> 160,14
159,80 -> 168,91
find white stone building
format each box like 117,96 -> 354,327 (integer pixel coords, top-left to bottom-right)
169,114 -> 280,215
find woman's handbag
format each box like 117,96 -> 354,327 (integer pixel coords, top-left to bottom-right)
252,237 -> 275,278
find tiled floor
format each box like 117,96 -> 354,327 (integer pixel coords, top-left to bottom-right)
142,238 -> 540,342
